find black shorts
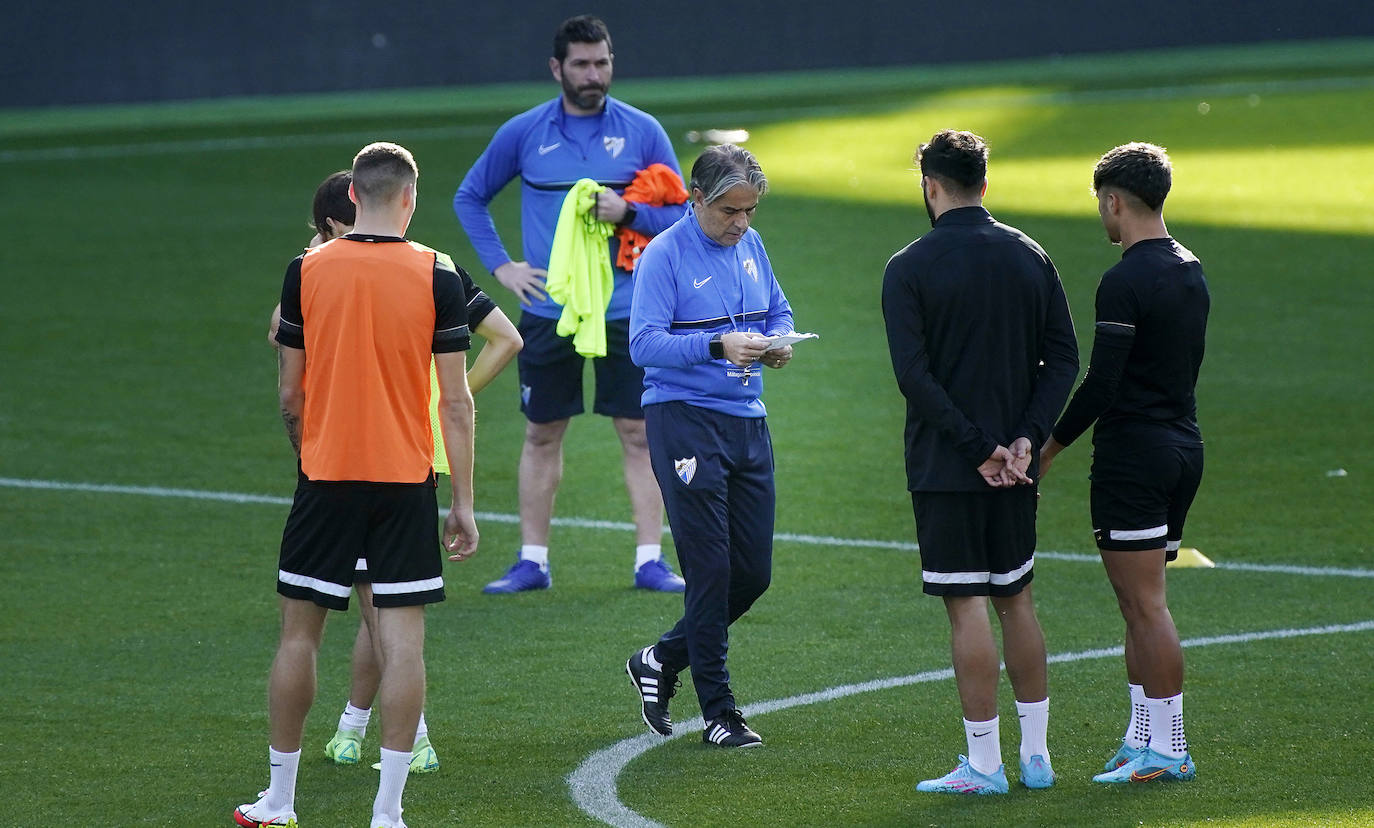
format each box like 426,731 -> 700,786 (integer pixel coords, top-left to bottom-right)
912,487 -> 1037,597
278,474 -> 445,610
1090,443 -> 1204,560
516,312 -> 644,423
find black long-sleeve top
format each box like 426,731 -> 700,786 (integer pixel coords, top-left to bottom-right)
883,206 -> 1079,492
1051,237 -> 1208,451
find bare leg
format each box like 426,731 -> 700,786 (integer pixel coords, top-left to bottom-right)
374,604 -> 426,753
1100,549 -> 1182,697
268,597 -> 329,751
350,582 -> 382,709
613,416 -> 664,546
943,595 -> 1000,721
990,587 -> 1047,703
519,419 -> 569,547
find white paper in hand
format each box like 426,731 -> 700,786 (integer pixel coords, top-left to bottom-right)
762,331 -> 819,351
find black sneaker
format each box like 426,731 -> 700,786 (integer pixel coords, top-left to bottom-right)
626,646 -> 677,736
703,708 -> 762,748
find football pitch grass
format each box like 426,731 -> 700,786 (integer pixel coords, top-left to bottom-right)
2,38 -> 1372,826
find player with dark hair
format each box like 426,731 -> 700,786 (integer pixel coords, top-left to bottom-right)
235,142 -> 479,828
624,144 -> 796,749
883,129 -> 1079,794
454,15 -> 686,595
1041,141 -> 1209,785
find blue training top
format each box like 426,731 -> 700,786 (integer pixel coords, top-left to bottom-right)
630,207 -> 794,418
453,95 -> 684,320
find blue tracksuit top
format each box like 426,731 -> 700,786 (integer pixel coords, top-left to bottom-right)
630,207 -> 794,418
453,95 -> 684,320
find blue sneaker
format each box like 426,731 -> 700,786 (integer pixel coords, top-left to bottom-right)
634,559 -> 685,592
1019,754 -> 1055,789
916,756 -> 1008,795
1103,741 -> 1146,772
1093,747 -> 1196,784
482,558 -> 550,594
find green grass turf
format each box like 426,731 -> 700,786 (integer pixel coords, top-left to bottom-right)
2,38 -> 1372,826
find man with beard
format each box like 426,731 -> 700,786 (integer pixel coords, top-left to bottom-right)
455,14 -> 687,595
882,130 -> 1078,794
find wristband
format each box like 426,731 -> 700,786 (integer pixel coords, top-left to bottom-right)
618,203 -> 638,227
709,333 -> 725,360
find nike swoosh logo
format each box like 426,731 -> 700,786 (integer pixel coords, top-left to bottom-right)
538,142 -> 561,155
693,276 -> 712,288
1131,768 -> 1168,782
972,730 -> 992,738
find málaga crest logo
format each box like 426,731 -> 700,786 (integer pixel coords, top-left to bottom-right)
742,257 -> 757,281
603,136 -> 626,158
674,456 -> 697,485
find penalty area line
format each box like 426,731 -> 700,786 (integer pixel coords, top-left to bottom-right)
568,619 -> 1374,828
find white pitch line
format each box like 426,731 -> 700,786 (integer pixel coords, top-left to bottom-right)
568,620 -> 1374,828
3,75 -> 1371,164
3,476 -> 1371,579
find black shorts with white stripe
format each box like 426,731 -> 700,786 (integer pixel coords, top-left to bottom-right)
1090,443 -> 1203,560
278,472 -> 444,609
912,487 -> 1037,597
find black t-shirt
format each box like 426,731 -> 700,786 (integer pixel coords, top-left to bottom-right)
1052,237 -> 1209,451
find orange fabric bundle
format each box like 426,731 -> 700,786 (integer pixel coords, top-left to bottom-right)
616,163 -> 688,271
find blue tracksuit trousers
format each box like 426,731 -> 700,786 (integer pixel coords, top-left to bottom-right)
645,400 -> 774,721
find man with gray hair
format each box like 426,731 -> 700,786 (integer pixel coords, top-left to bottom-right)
624,144 -> 797,748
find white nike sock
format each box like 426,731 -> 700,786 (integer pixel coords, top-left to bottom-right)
340,702 -> 371,737
264,747 -> 299,813
414,711 -> 428,745
1124,683 -> 1149,749
1015,698 -> 1049,764
1146,692 -> 1187,758
635,543 -> 662,570
520,545 -> 549,569
963,716 -> 1001,775
373,747 -> 411,825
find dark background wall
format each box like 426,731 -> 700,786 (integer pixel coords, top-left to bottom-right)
6,1 -> 1374,108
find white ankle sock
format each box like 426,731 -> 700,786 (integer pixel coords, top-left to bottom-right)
340,702 -> 371,736
635,544 -> 662,570
1124,683 -> 1149,749
520,545 -> 549,568
414,711 -> 428,744
1015,698 -> 1049,764
1146,692 -> 1187,758
373,747 -> 411,825
963,716 -> 1001,775
265,747 -> 299,813
642,645 -> 663,672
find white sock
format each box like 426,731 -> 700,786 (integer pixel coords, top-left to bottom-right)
1147,692 -> 1187,758
520,544 -> 549,569
340,702 -> 371,737
1015,698 -> 1049,764
642,645 -> 663,672
264,747 -> 299,814
1124,683 -> 1149,749
963,716 -> 1001,775
635,543 -> 662,570
373,747 -> 411,825
414,711 -> 428,746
